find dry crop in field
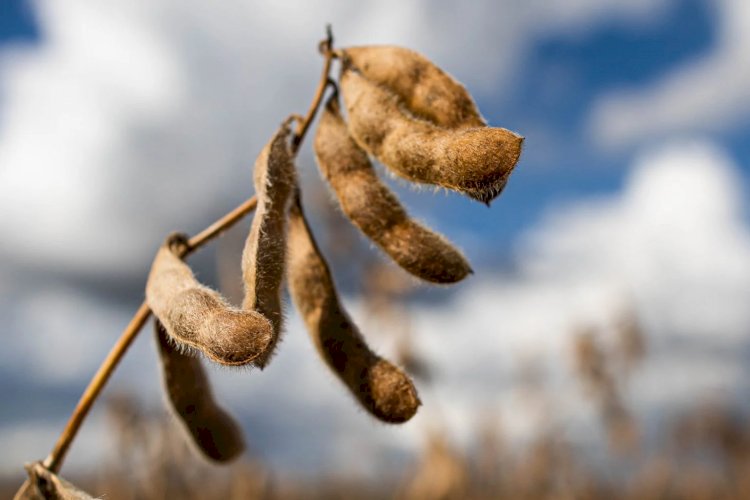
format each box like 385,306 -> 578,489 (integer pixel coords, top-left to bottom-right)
15,26 -> 523,499
14,310 -> 748,500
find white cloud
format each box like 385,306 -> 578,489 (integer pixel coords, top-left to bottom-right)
0,284 -> 134,384
589,0 -> 750,148
521,141 -> 750,342
0,0 -> 668,277
0,415 -> 111,478
411,140 -> 750,444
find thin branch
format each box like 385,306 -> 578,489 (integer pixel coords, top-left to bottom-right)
292,24 -> 335,153
40,26 -> 336,475
43,302 -> 153,472
184,196 -> 259,257
42,195 -> 261,472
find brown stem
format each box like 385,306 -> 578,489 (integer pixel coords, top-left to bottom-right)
43,196 -> 258,473
43,302 -> 153,472
39,26 -> 335,475
292,24 -> 334,153
184,196 -> 259,257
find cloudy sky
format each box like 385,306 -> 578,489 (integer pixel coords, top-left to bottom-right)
1,0 -> 749,483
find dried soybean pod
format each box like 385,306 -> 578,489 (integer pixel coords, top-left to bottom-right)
287,196 -> 420,423
146,233 -> 273,366
242,120 -> 297,367
315,94 -> 471,283
341,69 -> 523,205
155,320 -> 245,462
340,45 -> 486,128
16,462 -> 93,500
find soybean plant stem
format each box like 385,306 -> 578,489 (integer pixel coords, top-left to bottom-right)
43,197 -> 258,473
42,27 -> 335,475
292,24 -> 334,153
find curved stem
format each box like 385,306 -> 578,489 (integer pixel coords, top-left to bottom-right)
43,196 -> 258,473
184,196 -> 259,257
40,26 -> 335,475
43,302 -> 153,472
292,24 -> 335,153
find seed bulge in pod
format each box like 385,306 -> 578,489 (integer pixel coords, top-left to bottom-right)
146,233 -> 273,367
341,69 -> 523,205
341,45 -> 486,128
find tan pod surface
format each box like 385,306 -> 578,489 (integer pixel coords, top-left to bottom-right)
315,95 -> 471,283
342,45 -> 486,128
242,122 -> 297,367
287,198 -> 420,423
155,320 -> 245,462
341,69 -> 523,205
146,235 -> 273,366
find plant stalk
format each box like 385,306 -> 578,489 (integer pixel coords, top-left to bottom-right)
39,28 -> 335,476
43,196 -> 258,473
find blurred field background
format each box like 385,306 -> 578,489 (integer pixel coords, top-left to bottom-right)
1,0 -> 750,498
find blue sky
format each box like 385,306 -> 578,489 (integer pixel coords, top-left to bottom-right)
352,0 -> 747,262
0,0 -> 747,266
1,0 -> 750,483
0,1 -> 37,42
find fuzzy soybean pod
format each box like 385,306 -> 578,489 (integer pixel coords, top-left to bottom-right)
15,462 -> 93,500
242,121 -> 297,367
340,45 -> 486,129
155,320 -> 245,462
315,95 -> 471,284
146,234 -> 273,366
340,68 -> 523,205
287,197 -> 420,423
